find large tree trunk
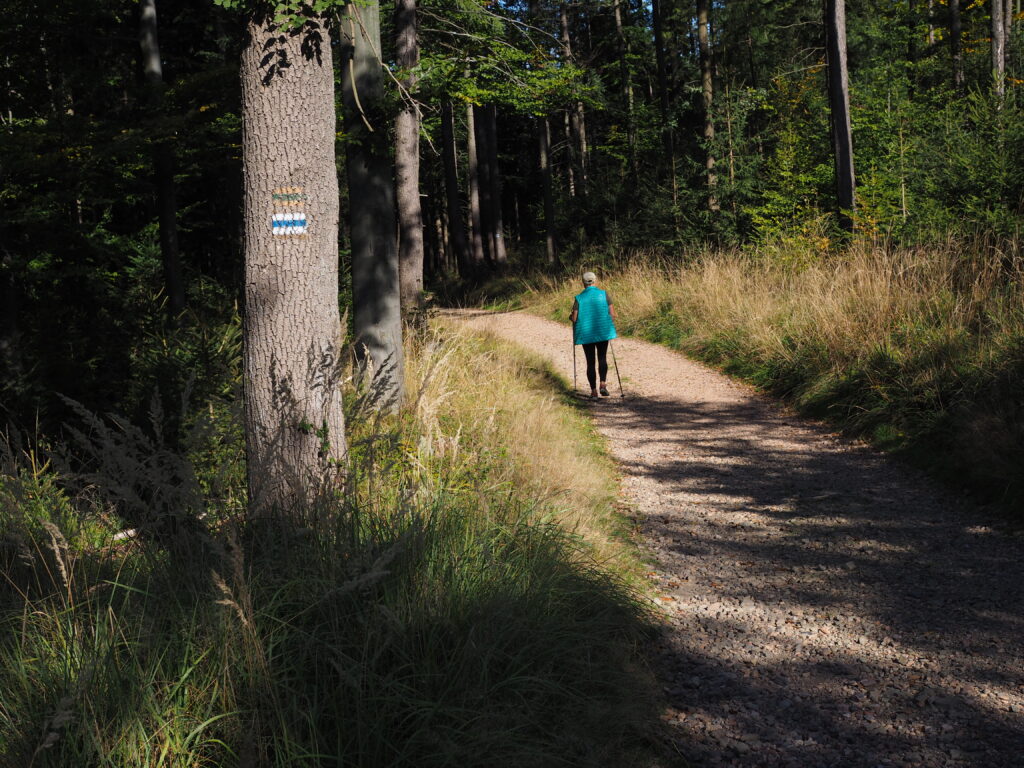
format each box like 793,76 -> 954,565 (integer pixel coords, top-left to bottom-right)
993,0 -> 1006,97
484,104 -> 507,265
697,0 -> 719,211
394,0 -> 424,322
539,118 -> 556,265
139,0 -> 185,318
466,103 -> 486,264
951,0 -> 964,91
825,0 -> 856,229
340,2 -> 404,407
440,101 -> 470,276
241,12 -> 346,514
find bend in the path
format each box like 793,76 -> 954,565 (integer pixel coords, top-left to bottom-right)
446,309 -> 1024,768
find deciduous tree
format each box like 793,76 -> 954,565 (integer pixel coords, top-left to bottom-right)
239,8 -> 346,513
340,1 -> 404,407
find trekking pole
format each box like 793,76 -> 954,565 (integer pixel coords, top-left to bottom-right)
572,334 -> 578,393
609,340 -> 624,397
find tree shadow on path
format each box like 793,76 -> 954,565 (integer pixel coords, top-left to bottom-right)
587,392 -> 1024,767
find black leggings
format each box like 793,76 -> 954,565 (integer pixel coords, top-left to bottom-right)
582,341 -> 609,389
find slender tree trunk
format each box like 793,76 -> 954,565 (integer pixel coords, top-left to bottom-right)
559,4 -> 588,195
433,209 -> 446,275
473,104 -> 494,262
0,250 -> 19,385
539,118 -> 556,265
340,2 -> 404,407
466,103 -> 486,264
725,82 -> 736,215
951,0 -> 964,91
241,12 -> 346,514
440,101 -> 470,276
563,111 -> 576,198
697,0 -> 718,211
576,104 -> 589,188
394,0 -> 424,323
1004,0 -> 1014,74
653,0 -> 678,223
652,0 -> 672,159
825,0 -> 857,229
993,0 -> 1006,97
139,0 -> 185,318
612,0 -> 636,175
485,105 -> 507,265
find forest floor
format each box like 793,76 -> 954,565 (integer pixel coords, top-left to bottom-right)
445,309 -> 1024,768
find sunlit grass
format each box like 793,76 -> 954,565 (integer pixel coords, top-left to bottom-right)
520,237 -> 1024,507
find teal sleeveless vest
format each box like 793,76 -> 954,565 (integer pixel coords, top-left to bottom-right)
573,286 -> 617,345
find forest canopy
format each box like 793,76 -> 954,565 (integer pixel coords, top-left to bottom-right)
1,0 -> 1021,434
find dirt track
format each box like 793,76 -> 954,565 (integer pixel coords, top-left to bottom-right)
447,309 -> 1024,768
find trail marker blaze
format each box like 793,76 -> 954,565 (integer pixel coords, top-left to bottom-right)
271,186 -> 308,235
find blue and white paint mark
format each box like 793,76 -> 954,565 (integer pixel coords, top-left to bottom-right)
272,212 -> 307,235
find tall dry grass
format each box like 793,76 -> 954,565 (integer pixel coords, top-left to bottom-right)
407,324 -> 630,564
0,326 -> 657,766
525,238 -> 1024,506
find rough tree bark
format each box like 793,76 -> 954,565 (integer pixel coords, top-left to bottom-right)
825,0 -> 856,229
697,0 -> 718,211
340,1 -> 404,408
394,0 -> 424,322
440,101 -> 470,276
241,11 -> 346,514
139,0 -> 185,318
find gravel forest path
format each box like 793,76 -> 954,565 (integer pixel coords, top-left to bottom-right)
448,309 -> 1024,768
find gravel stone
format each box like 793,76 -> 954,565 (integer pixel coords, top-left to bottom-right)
448,310 -> 1024,767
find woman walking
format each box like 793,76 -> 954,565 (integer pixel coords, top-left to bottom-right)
570,271 -> 617,397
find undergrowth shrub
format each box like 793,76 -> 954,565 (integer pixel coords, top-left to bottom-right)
0,330 -> 656,767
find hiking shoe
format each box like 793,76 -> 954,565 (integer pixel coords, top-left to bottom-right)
599,386 -> 610,397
